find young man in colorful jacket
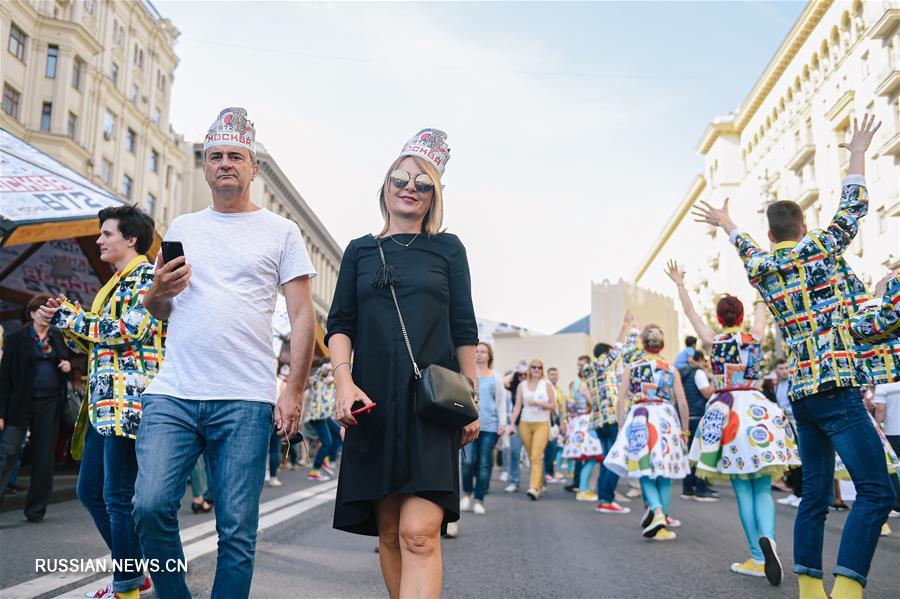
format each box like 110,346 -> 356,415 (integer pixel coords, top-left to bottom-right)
583,312 -> 641,514
37,205 -> 164,599
695,114 -> 894,599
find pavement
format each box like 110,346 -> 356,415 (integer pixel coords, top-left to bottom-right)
1,463 -> 898,599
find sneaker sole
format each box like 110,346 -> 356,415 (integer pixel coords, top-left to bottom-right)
650,532 -> 676,541
595,507 -> 631,514
641,508 -> 653,529
758,537 -> 783,586
693,497 -> 720,502
680,494 -> 695,500
642,521 -> 666,538
730,565 -> 766,577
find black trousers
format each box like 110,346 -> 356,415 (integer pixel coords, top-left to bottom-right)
0,396 -> 59,519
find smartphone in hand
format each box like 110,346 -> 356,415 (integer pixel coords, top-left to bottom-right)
161,241 -> 185,264
350,402 -> 377,417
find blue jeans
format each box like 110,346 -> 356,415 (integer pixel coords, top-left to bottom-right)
77,425 -> 144,592
791,386 -> 895,586
543,438 -> 558,476
507,429 -> 523,486
596,424 -> 619,503
134,395 -> 273,599
309,418 -> 342,469
268,427 -> 281,477
461,431 -> 499,501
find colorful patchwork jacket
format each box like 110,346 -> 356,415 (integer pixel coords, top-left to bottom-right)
710,328 -> 762,389
583,328 -> 641,427
728,175 -> 869,402
850,275 -> 900,345
51,256 -> 165,439
837,262 -> 899,385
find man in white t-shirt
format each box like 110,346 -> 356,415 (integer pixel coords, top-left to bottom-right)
873,382 -> 900,516
133,108 -> 317,599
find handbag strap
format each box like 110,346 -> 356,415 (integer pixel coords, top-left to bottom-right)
376,240 -> 422,380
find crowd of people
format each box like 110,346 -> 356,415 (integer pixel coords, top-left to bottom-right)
0,108 -> 899,599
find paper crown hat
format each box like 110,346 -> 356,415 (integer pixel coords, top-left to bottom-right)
203,107 -> 256,155
399,128 -> 450,175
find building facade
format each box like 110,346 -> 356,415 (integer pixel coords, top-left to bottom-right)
1,0 -> 186,227
635,0 -> 900,345
183,142 -> 342,327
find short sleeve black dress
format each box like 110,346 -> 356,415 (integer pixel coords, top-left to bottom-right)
326,232 -> 478,536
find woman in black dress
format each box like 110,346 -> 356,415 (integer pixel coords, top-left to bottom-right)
326,128 -> 479,598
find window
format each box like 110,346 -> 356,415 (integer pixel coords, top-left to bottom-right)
8,23 -> 26,62
122,174 -> 133,198
40,102 -> 52,132
2,83 -> 21,119
67,112 -> 77,139
125,128 -> 136,153
149,149 -> 159,173
102,110 -> 117,139
131,83 -> 139,104
146,193 -> 156,217
113,21 -> 124,46
45,44 -> 58,78
134,44 -> 143,68
85,0 -> 96,15
157,70 -> 166,92
71,56 -> 84,91
100,158 -> 112,183
111,62 -> 119,85
165,165 -> 173,189
153,107 -> 161,125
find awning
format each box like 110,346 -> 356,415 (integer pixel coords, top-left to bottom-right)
0,128 -> 145,326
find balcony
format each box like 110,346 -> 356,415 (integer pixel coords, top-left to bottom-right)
786,143 -> 815,172
796,186 -> 819,209
875,56 -> 900,97
876,130 -> 900,158
869,8 -> 900,39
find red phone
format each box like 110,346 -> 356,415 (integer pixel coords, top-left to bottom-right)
350,402 -> 377,416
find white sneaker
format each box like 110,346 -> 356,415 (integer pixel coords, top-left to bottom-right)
473,501 -> 486,515
84,581 -> 113,599
625,487 -> 643,499
499,470 -> 510,482
776,494 -> 797,506
267,477 -> 282,487
460,495 -> 472,512
445,522 -> 459,538
264,471 -> 271,482
504,483 -> 518,493
889,510 -> 900,519
789,495 -> 802,508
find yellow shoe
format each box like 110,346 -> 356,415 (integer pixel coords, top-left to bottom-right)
881,522 -> 892,536
575,491 -> 598,502
798,574 -> 827,599
730,558 -> 766,578
651,528 -> 677,541
831,575 -> 863,599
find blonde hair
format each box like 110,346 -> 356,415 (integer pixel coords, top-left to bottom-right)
641,324 -> 665,352
378,155 -> 444,236
477,341 -> 494,368
527,359 -> 545,383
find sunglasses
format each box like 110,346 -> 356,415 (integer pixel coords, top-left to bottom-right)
530,365 -> 543,370
389,169 -> 434,193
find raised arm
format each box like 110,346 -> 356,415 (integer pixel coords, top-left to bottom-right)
749,300 -> 768,340
665,260 -> 715,348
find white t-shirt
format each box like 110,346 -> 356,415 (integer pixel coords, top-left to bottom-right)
874,382 -> 900,436
521,379 -> 552,423
146,207 -> 316,403
694,369 -> 711,391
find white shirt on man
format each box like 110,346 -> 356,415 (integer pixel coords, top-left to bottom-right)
145,207 -> 316,404
873,382 -> 900,437
694,369 -> 711,392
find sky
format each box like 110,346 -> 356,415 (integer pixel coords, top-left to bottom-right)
157,0 -> 807,333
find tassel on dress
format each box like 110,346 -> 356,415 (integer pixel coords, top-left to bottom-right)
372,263 -> 400,288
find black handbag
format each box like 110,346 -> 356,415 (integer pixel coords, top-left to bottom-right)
376,240 -> 478,430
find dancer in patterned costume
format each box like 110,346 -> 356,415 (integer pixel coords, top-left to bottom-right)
693,114 -> 894,599
605,325 -> 690,541
563,355 -> 604,501
665,261 -> 799,584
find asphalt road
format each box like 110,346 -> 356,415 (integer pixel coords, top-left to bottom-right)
2,464 -> 898,598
